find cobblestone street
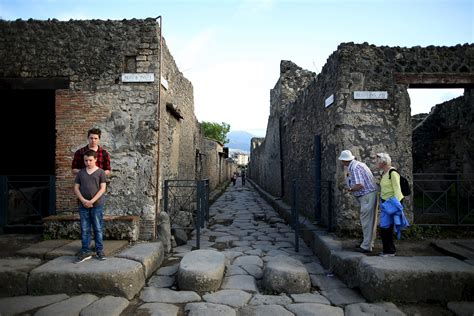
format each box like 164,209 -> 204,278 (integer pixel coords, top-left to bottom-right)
0,179 -> 463,315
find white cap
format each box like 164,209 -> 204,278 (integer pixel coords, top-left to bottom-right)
338,150 -> 355,161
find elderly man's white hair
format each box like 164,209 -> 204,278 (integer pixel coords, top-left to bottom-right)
376,153 -> 392,165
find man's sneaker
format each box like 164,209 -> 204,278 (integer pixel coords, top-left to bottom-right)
378,252 -> 396,257
75,251 -> 93,263
96,252 -> 106,261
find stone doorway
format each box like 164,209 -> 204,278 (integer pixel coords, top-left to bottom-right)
0,88 -> 56,232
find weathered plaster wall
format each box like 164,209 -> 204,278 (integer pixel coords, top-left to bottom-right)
250,43 -> 473,235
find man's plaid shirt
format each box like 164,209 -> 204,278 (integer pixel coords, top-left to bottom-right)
72,145 -> 111,171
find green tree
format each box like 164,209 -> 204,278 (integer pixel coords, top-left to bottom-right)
201,121 -> 231,144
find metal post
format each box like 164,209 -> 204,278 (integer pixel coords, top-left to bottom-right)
205,179 -> 209,222
199,180 -> 205,229
314,135 -> 321,221
456,174 -> 460,225
196,180 -> 201,249
48,175 -> 56,215
328,181 -> 333,232
164,180 -> 169,213
0,176 -> 8,227
292,179 -> 299,252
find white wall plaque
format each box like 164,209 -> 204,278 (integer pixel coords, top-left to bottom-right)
325,94 -> 334,108
121,73 -> 155,83
354,91 -> 388,100
160,76 -> 169,90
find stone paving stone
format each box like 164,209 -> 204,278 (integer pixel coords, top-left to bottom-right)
248,294 -> 292,306
290,293 -> 331,305
286,303 -> 344,316
345,302 -> 405,316
240,264 -> 263,279
137,302 -> 180,316
35,294 -> 98,316
0,257 -> 43,296
185,302 -> 237,316
173,244 -> 193,253
221,275 -> 258,292
310,274 -> 348,290
222,250 -> 244,264
226,265 -> 249,276
80,295 -> 129,316
239,304 -> 293,316
321,288 -> 366,307
244,248 -> 263,256
265,249 -> 289,257
233,240 -> 252,247
304,262 -> 326,275
229,246 -> 253,252
16,239 -> 72,259
0,294 -> 69,316
233,255 -> 264,267
203,290 -> 252,308
148,275 -> 175,288
156,263 -> 179,276
140,287 -> 201,304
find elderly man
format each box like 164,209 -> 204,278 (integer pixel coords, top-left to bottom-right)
338,150 -> 377,253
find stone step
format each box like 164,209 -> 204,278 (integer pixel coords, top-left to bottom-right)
0,241 -> 164,299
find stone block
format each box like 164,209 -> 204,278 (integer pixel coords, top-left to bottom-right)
116,241 -> 164,278
178,249 -> 225,294
28,256 -> 145,299
358,256 -> 474,302
262,255 -> 310,294
0,258 -> 43,296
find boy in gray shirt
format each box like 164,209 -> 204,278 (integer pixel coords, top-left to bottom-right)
74,149 -> 107,262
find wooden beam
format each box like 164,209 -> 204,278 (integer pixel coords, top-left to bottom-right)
394,73 -> 474,88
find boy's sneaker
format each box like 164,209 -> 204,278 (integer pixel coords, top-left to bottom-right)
96,252 -> 106,261
378,252 -> 396,257
75,251 -> 93,263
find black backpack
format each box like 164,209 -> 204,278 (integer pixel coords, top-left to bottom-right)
389,169 -> 411,196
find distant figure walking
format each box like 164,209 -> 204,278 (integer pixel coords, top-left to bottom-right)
231,172 -> 237,186
241,169 -> 246,186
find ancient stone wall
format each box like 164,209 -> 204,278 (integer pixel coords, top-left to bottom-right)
0,19 -> 234,240
201,138 -> 234,191
249,61 -> 315,197
413,89 -> 474,174
250,43 -> 473,235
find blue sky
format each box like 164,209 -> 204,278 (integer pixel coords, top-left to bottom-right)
1,0 -> 472,136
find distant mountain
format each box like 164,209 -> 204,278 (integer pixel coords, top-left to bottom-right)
227,130 -> 256,152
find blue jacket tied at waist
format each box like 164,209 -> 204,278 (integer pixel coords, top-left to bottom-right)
380,197 -> 410,239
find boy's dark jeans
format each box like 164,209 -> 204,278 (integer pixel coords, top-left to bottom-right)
79,204 -> 104,253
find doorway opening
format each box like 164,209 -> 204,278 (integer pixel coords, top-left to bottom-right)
0,89 -> 56,232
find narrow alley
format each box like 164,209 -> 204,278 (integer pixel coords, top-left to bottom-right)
127,178 -> 405,315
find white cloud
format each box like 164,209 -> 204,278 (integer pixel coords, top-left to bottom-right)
238,0 -> 274,14
174,28 -> 217,73
190,59 -> 271,131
